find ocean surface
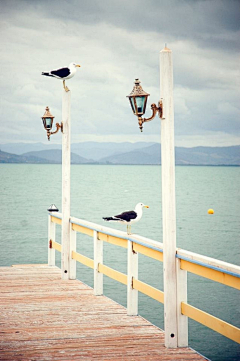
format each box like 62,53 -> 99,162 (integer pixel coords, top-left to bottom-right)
0,164 -> 239,361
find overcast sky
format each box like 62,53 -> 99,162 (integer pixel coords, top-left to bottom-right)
0,0 -> 239,147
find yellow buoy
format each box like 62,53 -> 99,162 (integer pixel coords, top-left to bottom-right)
208,209 -> 214,214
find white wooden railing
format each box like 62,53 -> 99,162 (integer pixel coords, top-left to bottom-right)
48,212 -> 240,346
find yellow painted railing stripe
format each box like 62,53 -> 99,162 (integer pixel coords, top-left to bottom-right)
133,243 -> 163,262
72,223 -> 94,237
98,264 -> 127,285
182,302 -> 240,344
98,232 -> 128,248
180,259 -> 240,290
51,216 -> 240,343
133,278 -> 164,304
72,251 -> 94,269
52,241 -> 62,252
51,216 -> 62,225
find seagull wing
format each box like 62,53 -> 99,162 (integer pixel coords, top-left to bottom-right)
114,210 -> 137,222
51,67 -> 71,78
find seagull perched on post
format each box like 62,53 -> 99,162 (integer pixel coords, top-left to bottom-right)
103,203 -> 149,235
41,62 -> 81,92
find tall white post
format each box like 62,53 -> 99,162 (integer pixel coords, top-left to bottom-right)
160,46 -> 178,348
94,231 -> 103,295
127,240 -> 138,315
48,214 -> 56,266
69,224 -> 76,280
61,89 -> 71,280
176,257 -> 188,346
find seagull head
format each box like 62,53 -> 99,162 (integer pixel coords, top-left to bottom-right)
70,62 -> 81,68
135,202 -> 149,210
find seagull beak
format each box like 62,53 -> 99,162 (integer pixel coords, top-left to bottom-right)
76,64 -> 81,67
144,205 -> 149,208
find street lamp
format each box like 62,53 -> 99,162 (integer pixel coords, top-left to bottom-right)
41,89 -> 72,281
127,78 -> 163,132
41,106 -> 63,141
126,47 -> 181,349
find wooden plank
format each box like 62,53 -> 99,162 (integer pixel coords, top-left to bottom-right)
0,265 -> 206,360
182,302 -> 240,344
48,214 -> 56,266
72,222 -> 94,237
94,230 -> 103,296
98,264 -> 127,285
133,278 -> 164,304
176,258 -> 188,347
72,251 -> 94,269
11,264 -> 48,267
70,217 -> 163,252
160,46 -> 178,347
52,241 -> 62,252
129,234 -> 163,252
127,240 -> 138,315
133,242 -> 163,262
177,248 -> 240,276
51,215 -> 62,225
61,89 -> 71,280
180,259 -> 240,290
70,227 -> 77,279
98,232 -> 128,248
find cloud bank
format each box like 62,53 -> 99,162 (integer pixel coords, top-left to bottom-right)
0,0 -> 239,146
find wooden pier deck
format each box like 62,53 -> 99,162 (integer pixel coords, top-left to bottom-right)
0,265 -> 206,360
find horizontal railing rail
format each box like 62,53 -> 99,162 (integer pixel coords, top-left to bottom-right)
48,212 -> 240,346
51,213 -> 164,252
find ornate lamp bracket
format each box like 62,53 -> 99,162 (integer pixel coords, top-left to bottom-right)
47,122 -> 63,141
138,100 -> 164,132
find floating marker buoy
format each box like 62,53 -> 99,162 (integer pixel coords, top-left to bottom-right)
208,209 -> 214,214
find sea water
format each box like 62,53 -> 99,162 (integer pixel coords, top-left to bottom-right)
0,164 -> 239,361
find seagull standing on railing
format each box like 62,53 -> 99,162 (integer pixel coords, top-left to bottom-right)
42,62 -> 81,92
103,203 -> 149,235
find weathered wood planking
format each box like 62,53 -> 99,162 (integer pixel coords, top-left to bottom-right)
0,265 -> 206,360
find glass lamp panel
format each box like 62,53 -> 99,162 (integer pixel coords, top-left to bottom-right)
45,117 -> 53,130
135,96 -> 145,115
143,96 -> 148,114
130,98 -> 136,113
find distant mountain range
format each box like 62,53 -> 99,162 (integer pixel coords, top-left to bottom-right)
0,142 -> 239,165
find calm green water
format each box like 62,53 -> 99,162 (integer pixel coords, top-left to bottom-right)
0,164 -> 239,360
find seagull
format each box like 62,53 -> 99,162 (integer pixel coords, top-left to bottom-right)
41,62 -> 81,92
103,203 -> 149,234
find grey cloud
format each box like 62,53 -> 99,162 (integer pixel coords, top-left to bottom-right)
38,0 -> 240,52
0,0 -> 239,145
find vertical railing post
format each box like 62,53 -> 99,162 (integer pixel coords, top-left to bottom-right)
61,89 -> 71,280
127,240 -> 138,315
176,256 -> 188,346
69,221 -> 76,280
160,46 -> 178,348
48,214 -> 56,266
94,230 -> 103,295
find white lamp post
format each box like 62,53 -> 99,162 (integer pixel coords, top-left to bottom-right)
61,90 -> 71,280
160,46 -> 178,348
42,89 -> 71,281
127,46 -> 179,348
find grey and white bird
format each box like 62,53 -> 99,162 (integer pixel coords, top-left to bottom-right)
103,203 -> 149,234
41,62 -> 81,92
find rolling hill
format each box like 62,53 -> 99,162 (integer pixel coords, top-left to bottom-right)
0,143 -> 239,165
